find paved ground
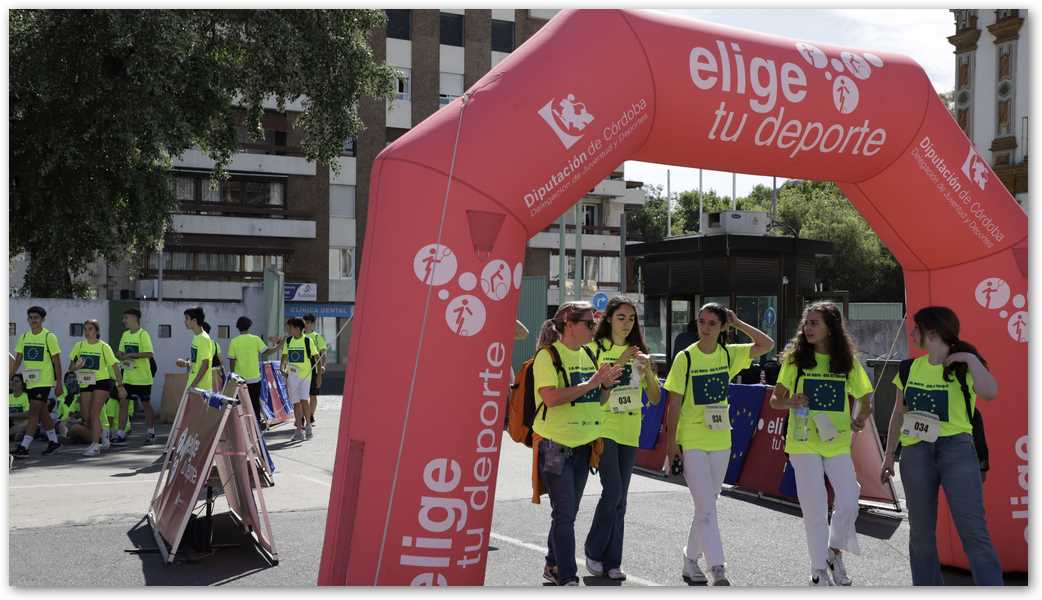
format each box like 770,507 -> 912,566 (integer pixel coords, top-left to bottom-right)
7,395 -> 1026,587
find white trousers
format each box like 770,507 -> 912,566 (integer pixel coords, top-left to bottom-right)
789,452 -> 863,571
286,371 -> 311,404
682,448 -> 730,568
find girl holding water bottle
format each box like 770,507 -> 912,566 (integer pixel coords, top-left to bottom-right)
771,302 -> 873,586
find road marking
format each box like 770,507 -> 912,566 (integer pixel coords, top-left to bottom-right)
489,532 -> 663,587
287,474 -> 665,586
9,478 -> 158,490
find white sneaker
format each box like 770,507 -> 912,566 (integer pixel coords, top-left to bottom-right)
811,568 -> 833,586
607,568 -> 626,581
710,565 -> 730,586
290,429 -> 306,442
82,444 -> 101,457
827,548 -> 852,586
681,547 -> 707,585
100,438 -> 111,450
305,424 -> 314,440
585,555 -> 604,577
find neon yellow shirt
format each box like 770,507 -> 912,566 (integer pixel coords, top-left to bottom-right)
15,328 -> 62,389
590,341 -> 648,447
118,328 -> 155,386
282,335 -> 318,380
531,341 -> 601,448
70,340 -> 120,383
228,333 -> 269,382
777,353 -> 873,457
9,392 -> 30,414
664,342 -> 753,452
188,332 -> 215,391
892,355 -> 976,446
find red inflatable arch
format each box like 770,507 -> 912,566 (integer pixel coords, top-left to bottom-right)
319,10 -> 1028,585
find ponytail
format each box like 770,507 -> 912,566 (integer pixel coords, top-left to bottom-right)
537,319 -> 560,348
944,339 -> 987,383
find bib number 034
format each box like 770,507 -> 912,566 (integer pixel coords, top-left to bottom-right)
902,410 -> 940,443
704,404 -> 730,431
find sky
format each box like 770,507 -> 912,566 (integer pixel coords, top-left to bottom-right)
624,8 -> 956,200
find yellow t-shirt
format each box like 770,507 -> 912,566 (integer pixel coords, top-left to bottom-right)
228,334 -> 269,382
15,328 -> 62,389
70,340 -> 120,383
892,356 -> 976,446
9,392 -> 30,414
591,341 -> 648,448
776,353 -> 873,457
282,335 -> 318,380
188,332 -> 215,391
118,328 -> 155,386
531,341 -> 602,448
664,342 -> 753,452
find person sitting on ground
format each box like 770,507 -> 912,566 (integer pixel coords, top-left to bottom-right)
9,374 -> 30,441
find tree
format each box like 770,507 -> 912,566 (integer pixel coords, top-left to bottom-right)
939,89 -> 956,116
10,10 -> 398,297
625,184 -> 688,242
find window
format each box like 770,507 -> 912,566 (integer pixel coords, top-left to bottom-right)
9,323 -> 16,336
70,323 -> 84,337
201,180 -> 221,203
330,185 -> 356,218
223,179 -> 242,204
171,252 -> 193,270
243,180 -> 285,207
439,72 -> 464,107
175,176 -> 195,201
329,248 -> 355,280
491,19 -> 514,52
341,137 -> 356,157
244,254 -> 284,273
394,68 -> 411,101
583,204 -> 601,229
386,9 -> 411,39
159,325 -> 172,338
440,12 -> 464,46
218,325 -> 230,339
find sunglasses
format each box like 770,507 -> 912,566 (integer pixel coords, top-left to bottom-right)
572,318 -> 596,330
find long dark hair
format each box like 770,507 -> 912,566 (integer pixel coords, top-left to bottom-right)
781,301 -> 858,374
593,296 -> 648,353
913,306 -> 987,383
698,303 -> 729,351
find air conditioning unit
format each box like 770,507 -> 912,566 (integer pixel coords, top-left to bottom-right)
701,211 -> 770,236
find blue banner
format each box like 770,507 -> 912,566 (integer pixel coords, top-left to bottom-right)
286,302 -> 354,319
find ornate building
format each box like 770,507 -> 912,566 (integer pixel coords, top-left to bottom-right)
948,9 -> 1029,207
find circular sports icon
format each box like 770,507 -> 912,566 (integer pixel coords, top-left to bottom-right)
446,295 -> 486,337
796,42 -> 828,69
975,278 -> 1010,310
833,76 -> 860,114
480,260 -> 511,302
841,51 -> 872,80
413,244 -> 457,287
1007,311 -> 1027,343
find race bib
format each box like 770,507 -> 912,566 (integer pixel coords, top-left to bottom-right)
122,360 -> 134,369
813,412 -> 839,442
902,410 -> 940,443
704,403 -> 730,431
24,369 -> 41,384
77,370 -> 97,386
607,385 -> 640,414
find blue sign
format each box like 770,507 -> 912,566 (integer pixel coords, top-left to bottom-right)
284,283 -> 318,302
591,291 -> 610,312
286,302 -> 354,319
762,306 -> 776,329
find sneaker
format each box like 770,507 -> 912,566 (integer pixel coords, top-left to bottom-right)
42,441 -> 62,456
543,564 -> 559,585
811,568 -> 833,586
585,555 -> 605,577
309,416 -> 316,426
827,548 -> 852,586
82,444 -> 101,457
12,446 -> 30,459
100,438 -> 111,450
143,432 -> 156,445
681,547 -> 707,585
607,568 -> 627,581
305,424 -> 314,440
111,436 -> 128,447
710,565 -> 730,586
290,429 -> 306,442
561,579 -> 580,586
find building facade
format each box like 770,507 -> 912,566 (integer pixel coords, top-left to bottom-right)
948,9 -> 1029,207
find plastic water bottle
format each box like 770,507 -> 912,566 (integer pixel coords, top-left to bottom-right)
794,406 -> 810,442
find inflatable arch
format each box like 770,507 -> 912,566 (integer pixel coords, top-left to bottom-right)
319,10 -> 1028,585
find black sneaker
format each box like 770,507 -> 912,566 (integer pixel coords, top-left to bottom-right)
42,441 -> 62,455
111,436 -> 128,446
143,432 -> 156,445
12,446 -> 30,459
309,416 -> 316,426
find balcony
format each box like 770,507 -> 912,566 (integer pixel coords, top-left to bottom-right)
529,224 -> 622,252
589,179 -> 627,198
171,214 -> 316,239
174,148 -> 316,176
137,279 -> 262,302
620,186 -> 648,205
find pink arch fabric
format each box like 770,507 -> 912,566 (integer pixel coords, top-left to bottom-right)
319,10 -> 1027,584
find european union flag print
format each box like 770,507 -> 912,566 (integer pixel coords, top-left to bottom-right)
691,371 -> 728,405
288,349 -> 306,363
805,378 -> 844,412
79,354 -> 101,370
569,370 -> 600,403
906,387 -> 950,421
23,345 -> 45,361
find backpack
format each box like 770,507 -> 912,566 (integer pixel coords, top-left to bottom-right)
899,358 -> 989,474
507,344 -> 597,447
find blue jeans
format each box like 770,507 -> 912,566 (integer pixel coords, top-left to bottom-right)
540,439 -> 591,584
585,439 -> 637,570
900,433 -> 1003,585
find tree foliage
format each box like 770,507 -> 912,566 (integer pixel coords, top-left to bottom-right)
10,9 -> 398,297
